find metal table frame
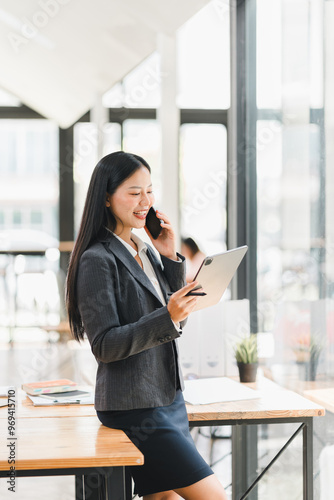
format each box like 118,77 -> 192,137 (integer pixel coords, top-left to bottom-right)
189,416 -> 314,500
1,417 -> 314,499
0,466 -> 133,500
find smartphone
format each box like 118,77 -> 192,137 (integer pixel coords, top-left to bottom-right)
146,207 -> 163,239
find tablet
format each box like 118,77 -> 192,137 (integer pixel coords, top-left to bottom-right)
188,245 -> 248,311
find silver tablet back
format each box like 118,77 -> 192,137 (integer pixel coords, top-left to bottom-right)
191,245 -> 248,312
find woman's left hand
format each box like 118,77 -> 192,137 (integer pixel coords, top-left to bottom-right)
144,210 -> 178,260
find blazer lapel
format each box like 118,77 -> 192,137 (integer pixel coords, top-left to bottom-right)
103,233 -> 165,305
145,246 -> 169,304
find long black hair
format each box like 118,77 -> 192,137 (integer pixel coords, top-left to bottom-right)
66,151 -> 151,341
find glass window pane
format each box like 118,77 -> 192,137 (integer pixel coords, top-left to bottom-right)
103,53 -> 161,109
0,119 -> 59,238
73,122 -> 121,236
177,1 -> 230,109
13,211 -> 22,225
0,119 -> 59,331
256,4 -> 331,494
309,0 -> 324,109
31,211 -> 43,225
180,124 -> 227,256
257,121 -> 326,323
0,127 -> 16,173
257,0 -> 282,109
257,0 -> 324,110
325,1 -> 334,378
103,123 -> 122,156
73,122 -> 98,237
123,53 -> 161,109
256,2 -> 331,386
123,120 -> 162,205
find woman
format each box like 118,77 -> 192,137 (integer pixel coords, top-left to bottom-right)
66,151 -> 227,500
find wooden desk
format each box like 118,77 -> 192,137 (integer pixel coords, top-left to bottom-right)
279,375 -> 334,396
303,388 -> 334,414
0,416 -> 142,469
0,381 -> 325,500
0,390 -> 97,419
271,375 -> 334,414
0,415 -> 143,500
186,386 -> 324,423
186,380 -> 324,500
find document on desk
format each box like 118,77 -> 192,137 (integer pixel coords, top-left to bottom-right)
183,377 -> 261,405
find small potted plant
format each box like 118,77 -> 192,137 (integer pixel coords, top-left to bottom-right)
292,334 -> 323,381
234,334 -> 258,383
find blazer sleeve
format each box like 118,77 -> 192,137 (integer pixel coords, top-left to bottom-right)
76,250 -> 183,363
160,252 -> 187,291
159,252 -> 188,329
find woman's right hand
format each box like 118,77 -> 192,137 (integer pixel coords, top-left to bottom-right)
167,281 -> 203,323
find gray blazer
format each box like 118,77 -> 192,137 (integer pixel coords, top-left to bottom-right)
76,231 -> 187,411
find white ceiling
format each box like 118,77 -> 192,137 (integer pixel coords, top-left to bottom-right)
0,0 -> 209,128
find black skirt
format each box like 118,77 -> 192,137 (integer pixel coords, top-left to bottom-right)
97,390 -> 213,497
